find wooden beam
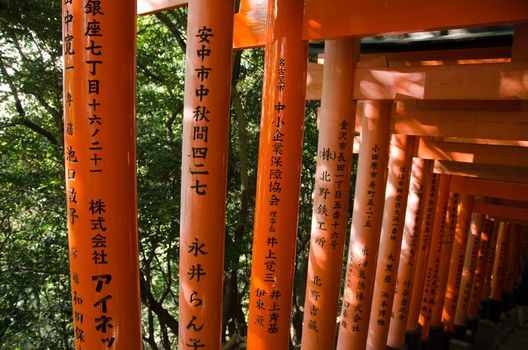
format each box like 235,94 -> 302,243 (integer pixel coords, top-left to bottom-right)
448,176 -> 528,201
306,62 -> 528,101
138,0 -> 186,15
434,161 -> 528,184
303,0 -> 528,41
392,101 -> 528,140
473,200 -> 528,222
415,139 -> 528,167
353,62 -> 528,101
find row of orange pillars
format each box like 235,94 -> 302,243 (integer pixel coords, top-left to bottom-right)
61,0 -> 527,349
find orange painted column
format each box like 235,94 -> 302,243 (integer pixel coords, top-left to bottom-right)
337,100 -> 392,349
490,222 -> 511,301
62,0 -> 141,348
454,212 -> 484,326
246,0 -> 308,347
482,220 -> 499,301
387,158 -> 429,349
301,38 -> 359,350
467,219 -> 495,319
418,174 -> 450,339
430,192 -> 459,327
442,194 -> 474,332
366,135 -> 414,350
406,166 -> 438,333
503,224 -> 518,294
178,1 -> 234,348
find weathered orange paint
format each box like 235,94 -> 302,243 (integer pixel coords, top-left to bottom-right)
301,38 -> 359,350
442,194 -> 474,331
490,222 -> 511,301
367,135 -> 414,350
178,1 -> 234,348
246,0 -> 308,347
387,158 -> 429,349
454,213 -> 484,326
62,0 -> 142,348
418,174 -> 450,339
337,100 -> 392,349
467,219 -> 495,318
430,192 -> 459,327
406,164 -> 438,332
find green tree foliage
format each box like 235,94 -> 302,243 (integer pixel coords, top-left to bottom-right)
0,1 -> 335,349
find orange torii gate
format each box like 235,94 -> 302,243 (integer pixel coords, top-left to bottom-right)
62,0 -> 528,349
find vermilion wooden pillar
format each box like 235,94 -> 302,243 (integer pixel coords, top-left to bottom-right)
406,166 -> 438,333
246,0 -> 308,347
454,213 -> 484,327
387,158 -> 429,349
418,174 -> 450,339
503,224 -> 518,294
62,0 -> 142,348
430,192 -> 459,328
467,219 -> 495,319
301,38 -> 359,350
366,135 -> 414,350
482,220 -> 500,302
442,194 -> 474,332
178,1 -> 234,348
337,100 -> 392,349
490,222 -> 510,301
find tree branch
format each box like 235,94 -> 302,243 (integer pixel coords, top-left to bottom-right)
155,12 -> 187,53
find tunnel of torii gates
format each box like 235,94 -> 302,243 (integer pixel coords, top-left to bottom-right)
61,0 -> 528,349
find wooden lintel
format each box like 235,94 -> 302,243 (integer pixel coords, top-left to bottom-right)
392,101 -> 528,141
434,161 -> 528,184
353,62 -> 528,101
448,175 -> 528,202
416,139 -> 528,167
138,0 -> 186,15
306,62 -> 528,101
304,0 -> 528,41
473,200 -> 528,223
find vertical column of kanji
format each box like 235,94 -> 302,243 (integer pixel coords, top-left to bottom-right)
387,158 -> 428,349
430,192 -> 459,328
300,38 -> 359,350
482,220 -> 499,302
246,0 -> 307,347
467,219 -> 495,319
418,174 -> 450,340
178,1 -> 234,349
62,0 -> 141,348
441,194 -> 474,332
366,135 -> 414,350
490,222 -> 510,301
406,165 -> 438,333
337,100 -> 392,350
454,212 -> 484,327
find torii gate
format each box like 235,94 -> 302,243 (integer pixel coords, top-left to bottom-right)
62,0 -> 528,349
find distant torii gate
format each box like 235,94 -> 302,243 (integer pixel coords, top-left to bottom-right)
62,0 -> 528,349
